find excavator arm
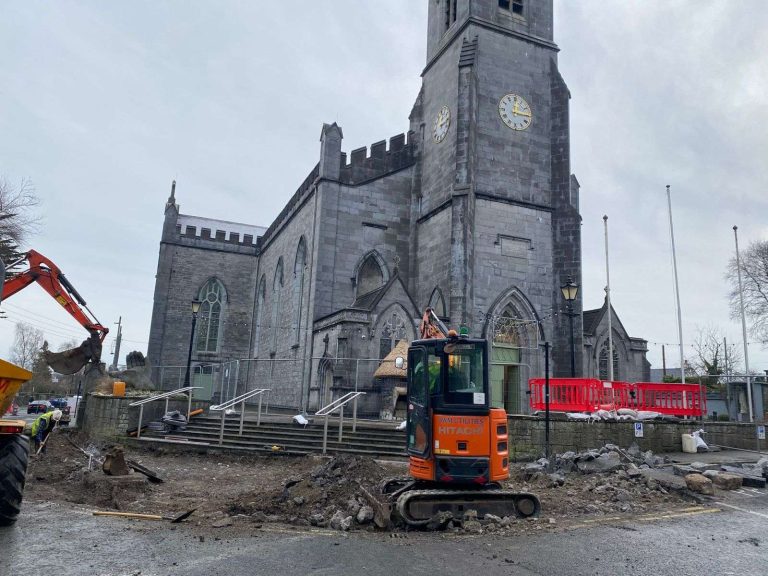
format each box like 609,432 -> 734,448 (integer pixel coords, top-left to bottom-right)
419,307 -> 453,340
1,250 -> 108,374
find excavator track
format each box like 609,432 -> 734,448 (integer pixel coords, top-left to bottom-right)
396,489 -> 541,527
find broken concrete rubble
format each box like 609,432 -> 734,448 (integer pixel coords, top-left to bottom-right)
711,472 -> 743,491
577,451 -> 623,474
720,466 -> 767,488
684,474 -> 714,496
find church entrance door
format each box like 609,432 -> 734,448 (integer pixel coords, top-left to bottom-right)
192,365 -> 214,401
491,345 -> 522,414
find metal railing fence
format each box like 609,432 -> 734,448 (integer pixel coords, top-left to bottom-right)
128,386 -> 201,439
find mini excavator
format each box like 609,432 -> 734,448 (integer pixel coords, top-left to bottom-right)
371,309 -> 540,527
1,250 -> 108,374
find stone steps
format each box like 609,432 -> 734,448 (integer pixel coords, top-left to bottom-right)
138,416 -> 408,458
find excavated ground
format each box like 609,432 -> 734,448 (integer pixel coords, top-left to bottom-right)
23,430 -> 699,536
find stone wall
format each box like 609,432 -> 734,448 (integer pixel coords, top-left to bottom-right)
81,394 -> 209,440
507,415 -> 766,461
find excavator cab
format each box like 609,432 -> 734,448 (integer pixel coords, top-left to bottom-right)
383,332 -> 540,527
405,336 -> 509,485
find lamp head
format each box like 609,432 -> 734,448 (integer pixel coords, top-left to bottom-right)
560,276 -> 579,302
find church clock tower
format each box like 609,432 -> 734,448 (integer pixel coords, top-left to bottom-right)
413,0 -> 582,378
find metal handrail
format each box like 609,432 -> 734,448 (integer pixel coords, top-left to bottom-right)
128,386 -> 201,439
315,391 -> 366,454
209,388 -> 270,445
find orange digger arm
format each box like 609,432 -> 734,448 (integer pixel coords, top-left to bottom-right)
419,308 -> 454,340
1,250 -> 108,341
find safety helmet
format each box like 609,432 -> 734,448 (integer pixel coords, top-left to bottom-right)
52,409 -> 63,422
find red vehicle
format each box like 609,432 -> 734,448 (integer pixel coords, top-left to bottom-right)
3,402 -> 18,416
26,400 -> 54,415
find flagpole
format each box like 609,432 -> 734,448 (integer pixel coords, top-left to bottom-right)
666,186 -> 686,385
603,215 -> 613,380
733,225 -> 754,422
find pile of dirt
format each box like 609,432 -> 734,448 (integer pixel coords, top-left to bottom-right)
226,454 -> 392,530
26,432 -> 152,511
22,433 -> 704,536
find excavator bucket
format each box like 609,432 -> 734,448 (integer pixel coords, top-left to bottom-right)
44,334 -> 102,375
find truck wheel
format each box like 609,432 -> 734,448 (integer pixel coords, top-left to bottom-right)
0,434 -> 30,526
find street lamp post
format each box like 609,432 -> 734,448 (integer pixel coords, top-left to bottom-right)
560,276 -> 579,377
184,300 -> 202,387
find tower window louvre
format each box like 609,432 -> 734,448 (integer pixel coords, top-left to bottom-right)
445,0 -> 457,33
499,0 -> 524,15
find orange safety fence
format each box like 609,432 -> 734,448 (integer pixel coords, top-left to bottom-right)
528,378 -> 706,417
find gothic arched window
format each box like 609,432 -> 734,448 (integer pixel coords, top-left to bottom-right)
253,276 -> 266,356
378,310 -> 408,359
599,342 -> 620,381
196,278 -> 226,353
293,239 -> 307,344
270,259 -> 284,352
356,254 -> 385,297
428,287 -> 447,318
491,304 -> 522,347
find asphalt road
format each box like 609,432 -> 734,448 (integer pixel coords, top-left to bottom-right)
3,490 -> 767,576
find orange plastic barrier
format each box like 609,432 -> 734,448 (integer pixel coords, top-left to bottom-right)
528,378 -> 706,417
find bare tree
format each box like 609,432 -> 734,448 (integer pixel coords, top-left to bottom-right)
727,239 -> 768,345
9,322 -> 45,370
0,176 -> 40,265
57,339 -> 80,352
689,325 -> 742,390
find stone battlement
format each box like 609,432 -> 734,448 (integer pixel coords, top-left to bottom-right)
175,214 -> 265,247
338,131 -> 416,185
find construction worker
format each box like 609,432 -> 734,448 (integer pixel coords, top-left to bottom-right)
31,409 -> 62,454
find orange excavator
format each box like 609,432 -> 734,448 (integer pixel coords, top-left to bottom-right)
374,309 -> 540,527
1,250 -> 109,374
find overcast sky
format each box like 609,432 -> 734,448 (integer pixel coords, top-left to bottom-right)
1,1 -> 766,374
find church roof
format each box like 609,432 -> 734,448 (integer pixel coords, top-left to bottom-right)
582,308 -> 603,334
582,297 -> 628,337
351,284 -> 387,310
349,270 -> 419,316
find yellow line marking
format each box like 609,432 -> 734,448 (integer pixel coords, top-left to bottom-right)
257,526 -> 338,537
579,507 -> 720,526
636,509 -> 721,521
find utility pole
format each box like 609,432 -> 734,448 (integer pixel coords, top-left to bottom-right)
662,345 -> 667,378
110,316 -> 123,371
733,226 -> 754,422
723,337 -> 732,417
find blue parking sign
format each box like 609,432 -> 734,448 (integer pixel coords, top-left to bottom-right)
758,425 -> 766,440
634,422 -> 644,438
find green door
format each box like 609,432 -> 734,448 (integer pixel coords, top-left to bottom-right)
491,345 -> 521,413
192,365 -> 214,401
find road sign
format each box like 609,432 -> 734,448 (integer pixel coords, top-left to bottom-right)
758,425 -> 766,440
634,422 -> 644,438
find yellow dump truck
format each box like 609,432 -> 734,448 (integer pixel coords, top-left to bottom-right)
0,358 -> 32,526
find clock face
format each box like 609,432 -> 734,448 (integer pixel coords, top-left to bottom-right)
498,93 -> 532,131
432,105 -> 451,143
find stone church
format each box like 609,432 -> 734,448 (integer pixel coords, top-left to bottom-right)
147,0 -> 649,415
